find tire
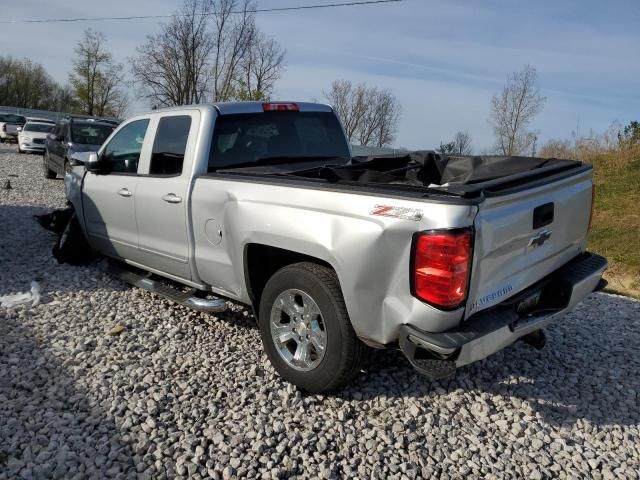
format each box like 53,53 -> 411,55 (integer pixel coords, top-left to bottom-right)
43,152 -> 56,179
258,262 -> 369,393
18,148 -> 23,154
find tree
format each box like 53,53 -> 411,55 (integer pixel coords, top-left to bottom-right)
0,56 -> 61,110
489,65 -> 545,156
210,0 -> 256,102
69,29 -> 127,117
437,131 -> 472,155
236,31 -> 285,101
619,121 -> 640,146
324,79 -> 401,147
132,0 -> 214,107
131,0 -> 285,106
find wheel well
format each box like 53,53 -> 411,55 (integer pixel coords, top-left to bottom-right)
244,244 -> 333,307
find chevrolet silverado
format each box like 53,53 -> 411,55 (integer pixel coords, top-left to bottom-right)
64,101 -> 607,393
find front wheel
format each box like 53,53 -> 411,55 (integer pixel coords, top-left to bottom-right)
258,262 -> 369,393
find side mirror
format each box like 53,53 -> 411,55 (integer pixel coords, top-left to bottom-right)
69,151 -> 91,167
85,153 -> 101,173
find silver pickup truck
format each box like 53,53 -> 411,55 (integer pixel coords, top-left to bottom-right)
65,101 -> 607,393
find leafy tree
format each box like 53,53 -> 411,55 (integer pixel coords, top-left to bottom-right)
69,29 -> 127,117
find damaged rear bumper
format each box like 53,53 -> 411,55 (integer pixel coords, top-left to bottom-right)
399,252 -> 608,379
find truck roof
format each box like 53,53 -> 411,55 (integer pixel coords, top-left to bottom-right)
145,101 -> 334,116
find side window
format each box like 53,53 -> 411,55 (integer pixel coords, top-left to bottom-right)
103,119 -> 150,174
149,115 -> 192,176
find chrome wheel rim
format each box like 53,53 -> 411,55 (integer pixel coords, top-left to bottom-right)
270,289 -> 327,372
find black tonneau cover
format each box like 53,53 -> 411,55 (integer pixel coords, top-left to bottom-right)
291,151 -> 585,198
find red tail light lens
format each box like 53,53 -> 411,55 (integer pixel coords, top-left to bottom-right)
412,229 -> 473,309
262,102 -> 299,112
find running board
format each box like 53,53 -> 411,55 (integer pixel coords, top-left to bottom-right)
101,259 -> 226,313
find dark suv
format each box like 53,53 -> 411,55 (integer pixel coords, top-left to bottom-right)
44,118 -> 117,178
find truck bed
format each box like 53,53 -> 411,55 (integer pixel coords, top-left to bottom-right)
218,151 -> 588,201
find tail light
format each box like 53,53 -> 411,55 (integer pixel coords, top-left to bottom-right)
411,229 -> 473,309
262,102 -> 299,112
588,184 -> 596,232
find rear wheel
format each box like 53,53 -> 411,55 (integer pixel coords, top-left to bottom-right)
258,262 -> 369,393
43,152 -> 56,179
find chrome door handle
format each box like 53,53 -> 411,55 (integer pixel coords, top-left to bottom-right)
117,188 -> 132,197
162,193 -> 182,204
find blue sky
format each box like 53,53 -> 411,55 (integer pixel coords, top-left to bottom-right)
1,0 -> 639,151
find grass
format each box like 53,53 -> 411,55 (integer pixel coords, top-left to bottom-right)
540,139 -> 640,298
587,146 -> 640,297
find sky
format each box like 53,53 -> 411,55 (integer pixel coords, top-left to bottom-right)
1,0 -> 639,151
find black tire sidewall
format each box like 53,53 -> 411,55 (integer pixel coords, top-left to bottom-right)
259,265 -> 351,393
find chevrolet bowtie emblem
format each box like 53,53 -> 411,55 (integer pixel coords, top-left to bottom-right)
528,229 -> 552,248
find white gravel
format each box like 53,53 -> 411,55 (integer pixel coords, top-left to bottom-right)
1,143 -> 639,480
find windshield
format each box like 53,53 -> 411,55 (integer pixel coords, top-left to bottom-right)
209,111 -> 350,171
70,123 -> 115,145
0,114 -> 26,124
24,122 -> 54,133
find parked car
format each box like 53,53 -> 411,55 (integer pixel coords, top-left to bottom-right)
0,113 -> 27,143
18,121 -> 55,154
64,101 -> 607,393
44,117 -> 116,178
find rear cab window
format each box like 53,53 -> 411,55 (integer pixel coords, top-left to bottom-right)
209,111 -> 350,171
149,115 -> 192,176
71,123 -> 115,145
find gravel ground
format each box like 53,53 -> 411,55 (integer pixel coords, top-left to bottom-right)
1,143 -> 639,480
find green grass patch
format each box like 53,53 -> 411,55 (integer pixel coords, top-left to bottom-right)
588,153 -> 640,291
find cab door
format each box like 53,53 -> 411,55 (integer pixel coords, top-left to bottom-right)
82,118 -> 151,261
133,113 -> 198,280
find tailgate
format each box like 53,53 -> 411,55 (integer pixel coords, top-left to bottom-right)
466,167 -> 593,317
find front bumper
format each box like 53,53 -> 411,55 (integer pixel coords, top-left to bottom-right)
399,252 -> 608,379
20,142 -> 46,152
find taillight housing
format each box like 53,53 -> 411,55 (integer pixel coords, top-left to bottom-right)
411,229 -> 473,310
262,102 -> 299,112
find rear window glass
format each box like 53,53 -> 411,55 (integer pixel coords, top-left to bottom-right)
209,111 -> 350,170
71,123 -> 115,145
0,114 -> 26,124
150,115 -> 192,175
24,123 -> 54,133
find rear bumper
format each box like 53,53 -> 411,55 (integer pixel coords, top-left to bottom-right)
399,252 -> 607,378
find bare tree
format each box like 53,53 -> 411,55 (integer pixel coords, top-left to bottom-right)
453,131 -> 472,155
324,79 -> 401,147
131,0 -> 285,106
210,0 -> 256,102
236,31 -> 285,100
489,65 -> 545,156
69,29 -> 127,116
131,0 -> 213,107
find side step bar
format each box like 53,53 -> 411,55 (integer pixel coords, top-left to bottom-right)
101,259 -> 226,313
